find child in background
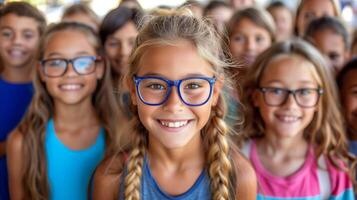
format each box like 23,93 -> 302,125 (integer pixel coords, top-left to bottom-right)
93,10 -> 257,200
267,1 -> 294,42
241,38 -> 355,199
62,3 -> 100,32
294,0 -> 341,37
305,16 -> 350,75
99,6 -> 142,92
227,7 -> 276,78
7,22 -> 121,200
99,6 -> 142,119
337,58 -> 357,156
203,1 -> 233,34
0,2 -> 46,200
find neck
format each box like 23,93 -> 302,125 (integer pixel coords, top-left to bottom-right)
257,131 -> 308,158
1,64 -> 33,83
53,100 -> 98,130
148,133 -> 205,171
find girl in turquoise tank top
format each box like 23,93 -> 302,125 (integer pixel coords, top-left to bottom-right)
93,9 -> 257,200
6,22 -> 122,200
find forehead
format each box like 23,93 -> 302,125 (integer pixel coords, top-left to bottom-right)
312,30 -> 345,50
260,54 -> 319,85
111,21 -> 138,39
233,18 -> 269,34
137,40 -> 214,79
44,30 -> 96,56
301,0 -> 334,14
0,13 -> 39,31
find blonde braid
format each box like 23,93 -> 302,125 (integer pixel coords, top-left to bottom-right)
204,96 -> 234,200
124,116 -> 147,200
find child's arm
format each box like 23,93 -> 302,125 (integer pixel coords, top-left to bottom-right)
233,151 -> 257,200
92,157 -> 123,200
6,130 -> 25,200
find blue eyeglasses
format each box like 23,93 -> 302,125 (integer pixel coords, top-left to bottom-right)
133,76 -> 216,106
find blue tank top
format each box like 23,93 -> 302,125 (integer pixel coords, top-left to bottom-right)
120,156 -> 211,200
45,119 -> 105,200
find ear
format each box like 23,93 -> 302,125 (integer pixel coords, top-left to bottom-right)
127,76 -> 138,105
212,77 -> 223,106
95,60 -> 105,80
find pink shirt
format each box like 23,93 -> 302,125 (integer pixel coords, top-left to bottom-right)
243,140 -> 354,200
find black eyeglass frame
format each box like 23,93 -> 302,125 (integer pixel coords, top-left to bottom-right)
40,56 -> 102,77
258,87 -> 324,108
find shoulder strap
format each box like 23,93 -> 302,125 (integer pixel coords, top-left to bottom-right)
241,140 -> 252,158
317,155 -> 331,199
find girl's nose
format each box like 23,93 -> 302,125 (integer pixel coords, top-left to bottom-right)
162,87 -> 184,112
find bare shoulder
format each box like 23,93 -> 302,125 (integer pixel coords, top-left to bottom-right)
231,150 -> 257,200
92,154 -> 126,200
7,129 -> 26,200
7,129 -> 24,156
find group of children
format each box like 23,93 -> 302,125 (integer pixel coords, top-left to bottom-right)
0,0 -> 356,200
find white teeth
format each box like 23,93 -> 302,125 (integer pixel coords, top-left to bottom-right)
278,115 -> 299,122
60,84 -> 82,90
9,50 -> 24,57
160,120 -> 188,128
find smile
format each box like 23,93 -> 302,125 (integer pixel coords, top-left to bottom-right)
159,120 -> 189,128
59,84 -> 83,90
276,115 -> 301,123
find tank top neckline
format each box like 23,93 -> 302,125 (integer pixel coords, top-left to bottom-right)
143,156 -> 207,200
47,118 -> 104,153
250,140 -> 315,183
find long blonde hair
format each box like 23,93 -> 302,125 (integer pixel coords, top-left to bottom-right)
241,38 -> 356,180
118,9 -> 238,200
17,22 -> 121,200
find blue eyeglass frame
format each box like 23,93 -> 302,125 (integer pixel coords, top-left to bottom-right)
133,75 -> 216,106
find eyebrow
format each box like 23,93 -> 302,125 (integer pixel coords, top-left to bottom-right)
140,72 -> 212,79
45,51 -> 93,58
263,80 -> 317,84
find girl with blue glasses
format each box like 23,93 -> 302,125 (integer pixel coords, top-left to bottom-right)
93,9 -> 257,200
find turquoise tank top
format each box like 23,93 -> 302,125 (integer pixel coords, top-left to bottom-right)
120,156 -> 211,200
45,119 -> 105,200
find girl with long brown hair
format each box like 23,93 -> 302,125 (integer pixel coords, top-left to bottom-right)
241,38 -> 356,199
6,22 -> 121,200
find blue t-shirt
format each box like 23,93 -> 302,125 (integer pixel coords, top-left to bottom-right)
45,119 -> 106,200
0,78 -> 33,200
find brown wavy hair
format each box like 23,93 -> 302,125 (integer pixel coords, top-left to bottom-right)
241,38 -> 356,184
114,9 -> 240,200
17,22 -> 121,200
